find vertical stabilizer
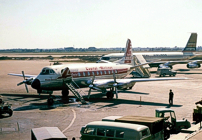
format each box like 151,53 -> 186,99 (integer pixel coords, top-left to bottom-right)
183,33 -> 197,53
115,39 -> 134,65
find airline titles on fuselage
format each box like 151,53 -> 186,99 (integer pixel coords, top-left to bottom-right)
85,66 -> 113,71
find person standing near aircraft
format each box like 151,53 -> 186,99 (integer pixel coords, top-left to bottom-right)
169,89 -> 174,105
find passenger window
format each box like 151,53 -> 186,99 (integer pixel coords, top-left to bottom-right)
92,72 -> 95,76
78,72 -> 81,77
115,70 -> 118,73
100,71 -> 102,75
104,71 -> 107,74
88,72 -> 90,76
97,71 -> 99,75
97,128 -> 105,136
116,130 -> 124,138
83,72 -> 85,76
106,129 -> 114,137
108,71 -> 111,74
84,127 -> 95,135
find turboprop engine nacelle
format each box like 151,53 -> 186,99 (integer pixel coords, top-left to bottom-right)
187,62 -> 201,68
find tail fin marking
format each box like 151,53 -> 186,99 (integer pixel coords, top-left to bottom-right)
183,33 -> 197,53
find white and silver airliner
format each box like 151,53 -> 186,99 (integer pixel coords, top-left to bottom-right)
97,33 -> 202,69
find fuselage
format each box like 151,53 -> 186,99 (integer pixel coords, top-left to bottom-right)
98,52 -> 195,63
31,63 -> 131,91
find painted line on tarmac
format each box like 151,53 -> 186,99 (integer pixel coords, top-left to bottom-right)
62,109 -> 76,133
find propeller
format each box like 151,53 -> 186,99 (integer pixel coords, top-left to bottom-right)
17,71 -> 30,93
112,71 -> 118,99
88,73 -> 95,99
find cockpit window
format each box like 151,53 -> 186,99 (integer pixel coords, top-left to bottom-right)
50,69 -> 55,74
40,68 -> 55,75
102,57 -> 110,60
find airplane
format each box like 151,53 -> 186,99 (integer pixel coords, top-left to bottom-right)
8,39 -> 187,105
97,33 -> 202,69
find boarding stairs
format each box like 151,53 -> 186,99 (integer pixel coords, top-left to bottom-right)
64,77 -> 87,104
134,55 -> 151,78
135,66 -> 151,78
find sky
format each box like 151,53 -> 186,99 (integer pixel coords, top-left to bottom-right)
0,0 -> 202,49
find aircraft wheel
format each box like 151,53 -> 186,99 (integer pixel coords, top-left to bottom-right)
129,86 -> 133,90
106,91 -> 114,99
47,98 -> 54,105
7,109 -> 13,116
62,90 -> 69,97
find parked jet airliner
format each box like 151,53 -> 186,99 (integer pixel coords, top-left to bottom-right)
97,33 -> 202,69
8,39 -> 186,104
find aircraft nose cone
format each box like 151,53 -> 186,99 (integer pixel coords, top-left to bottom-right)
31,79 -> 40,89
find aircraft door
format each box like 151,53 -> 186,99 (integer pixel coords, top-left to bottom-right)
61,67 -> 72,83
61,67 -> 71,78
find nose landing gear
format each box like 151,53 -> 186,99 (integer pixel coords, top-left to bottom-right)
47,97 -> 54,105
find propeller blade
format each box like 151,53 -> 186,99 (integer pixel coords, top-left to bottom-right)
113,71 -> 117,83
17,71 -> 29,93
25,84 -> 29,93
115,87 -> 118,99
17,82 -> 24,86
88,88 -> 92,99
113,71 -> 118,99
91,73 -> 95,84
22,71 -> 25,80
87,73 -> 95,99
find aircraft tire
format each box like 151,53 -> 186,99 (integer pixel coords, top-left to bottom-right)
8,109 -> 13,116
106,91 -> 114,99
62,90 -> 69,97
47,98 -> 54,105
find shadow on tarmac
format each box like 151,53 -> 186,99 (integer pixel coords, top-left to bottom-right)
87,97 -> 182,109
1,93 -> 182,111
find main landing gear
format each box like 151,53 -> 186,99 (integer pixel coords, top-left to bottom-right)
47,96 -> 54,105
47,89 -> 69,105
106,91 -> 114,99
62,89 -> 69,97
106,88 -> 116,99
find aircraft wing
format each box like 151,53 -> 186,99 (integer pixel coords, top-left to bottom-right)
92,77 -> 187,89
8,73 -> 37,78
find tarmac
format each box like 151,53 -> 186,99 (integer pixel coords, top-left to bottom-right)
1,60 -> 202,140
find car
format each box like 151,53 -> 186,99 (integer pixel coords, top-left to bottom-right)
0,99 -> 13,117
156,68 -> 177,77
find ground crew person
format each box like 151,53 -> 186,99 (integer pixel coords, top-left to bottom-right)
169,89 -> 174,105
